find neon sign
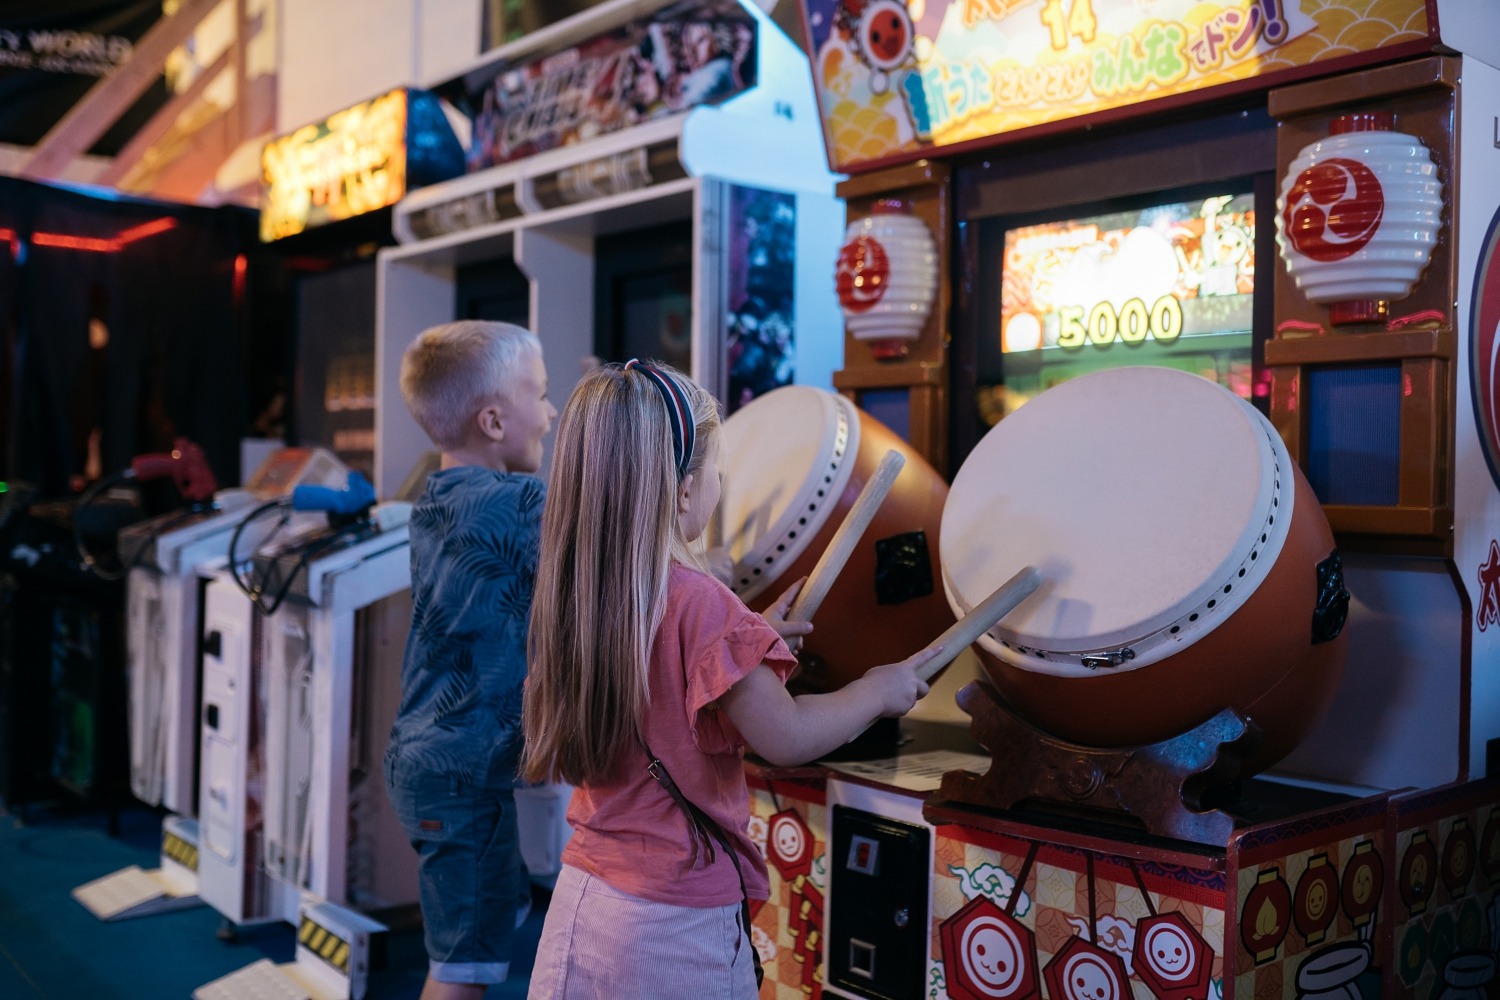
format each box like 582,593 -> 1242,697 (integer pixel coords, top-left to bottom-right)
260,89 -> 410,242
799,0 -> 1431,171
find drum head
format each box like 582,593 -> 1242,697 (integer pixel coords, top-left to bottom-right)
941,367 -> 1292,676
718,385 -> 860,603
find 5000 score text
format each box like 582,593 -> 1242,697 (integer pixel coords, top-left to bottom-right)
1055,295 -> 1183,348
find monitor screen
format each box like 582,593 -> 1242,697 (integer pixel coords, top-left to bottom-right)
980,189 -> 1258,424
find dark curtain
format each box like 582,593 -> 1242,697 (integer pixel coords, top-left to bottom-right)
0,176 -> 264,496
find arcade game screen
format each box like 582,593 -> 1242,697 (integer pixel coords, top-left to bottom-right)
975,187 -> 1260,428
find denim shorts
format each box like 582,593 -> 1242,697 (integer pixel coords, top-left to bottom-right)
385,757 -> 529,985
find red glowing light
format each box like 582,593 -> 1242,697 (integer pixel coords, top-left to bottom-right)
116,217 -> 178,244
232,253 -> 248,306
32,232 -> 117,252
19,216 -> 178,254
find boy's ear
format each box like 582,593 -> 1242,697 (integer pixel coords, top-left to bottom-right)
477,402 -> 506,442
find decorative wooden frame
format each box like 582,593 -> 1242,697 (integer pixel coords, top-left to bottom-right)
1266,56 -> 1459,556
831,159 -> 952,474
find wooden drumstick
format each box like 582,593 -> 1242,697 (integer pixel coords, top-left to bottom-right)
916,565 -> 1042,682
787,449 -> 906,624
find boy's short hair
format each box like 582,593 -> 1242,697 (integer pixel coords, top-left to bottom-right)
400,320 -> 541,450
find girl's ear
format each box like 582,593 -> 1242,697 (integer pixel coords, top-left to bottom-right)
677,472 -> 695,516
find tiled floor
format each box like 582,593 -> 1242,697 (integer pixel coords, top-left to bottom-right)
0,799 -> 545,999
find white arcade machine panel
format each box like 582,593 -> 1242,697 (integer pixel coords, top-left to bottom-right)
251,499 -> 416,908
197,572 -> 275,925
125,447 -> 349,815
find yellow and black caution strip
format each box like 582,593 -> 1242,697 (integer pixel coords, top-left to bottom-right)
160,829 -> 199,872
298,914 -> 352,975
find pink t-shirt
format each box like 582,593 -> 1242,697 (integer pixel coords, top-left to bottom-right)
560,563 -> 797,906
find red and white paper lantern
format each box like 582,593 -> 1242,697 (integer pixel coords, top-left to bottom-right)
835,198 -> 938,360
1275,112 -> 1443,325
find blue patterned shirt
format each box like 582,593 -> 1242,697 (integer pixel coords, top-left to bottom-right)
386,466 -> 544,789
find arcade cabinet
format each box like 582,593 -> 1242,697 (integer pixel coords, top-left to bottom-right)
71,447 -> 347,921
374,0 -> 846,498
786,1 -> 1500,998
193,472 -> 414,1000
1,441 -> 221,822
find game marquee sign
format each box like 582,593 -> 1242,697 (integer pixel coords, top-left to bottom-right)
442,0 -> 758,173
259,88 -> 464,242
798,0 -> 1433,172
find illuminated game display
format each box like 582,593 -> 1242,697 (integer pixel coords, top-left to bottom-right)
985,190 -> 1256,421
796,1 -> 1500,997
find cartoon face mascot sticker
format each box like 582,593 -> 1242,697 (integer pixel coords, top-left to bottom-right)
1044,936 -> 1130,1000
834,0 -> 915,93
939,894 -> 1040,1000
767,808 -> 815,880
1131,912 -> 1214,1000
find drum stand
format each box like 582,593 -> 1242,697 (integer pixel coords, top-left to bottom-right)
936,679 -> 1264,846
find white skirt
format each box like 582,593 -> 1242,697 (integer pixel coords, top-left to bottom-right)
527,864 -> 759,1000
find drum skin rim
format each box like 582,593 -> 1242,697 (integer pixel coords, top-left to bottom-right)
941,368 -> 1294,677
735,407 -> 954,693
719,386 -> 862,605
977,465 -> 1347,769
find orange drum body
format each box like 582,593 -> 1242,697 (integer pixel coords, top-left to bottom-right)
940,367 -> 1350,774
718,386 -> 953,692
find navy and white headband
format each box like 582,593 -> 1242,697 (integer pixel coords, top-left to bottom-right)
624,359 -> 696,481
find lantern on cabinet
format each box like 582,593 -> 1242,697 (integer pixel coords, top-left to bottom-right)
1340,840 -> 1383,928
1275,112 -> 1444,325
1293,854 -> 1340,945
1240,868 -> 1292,964
835,198 -> 937,360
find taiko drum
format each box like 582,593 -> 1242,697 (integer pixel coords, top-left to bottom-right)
939,367 -> 1349,773
717,385 -> 953,692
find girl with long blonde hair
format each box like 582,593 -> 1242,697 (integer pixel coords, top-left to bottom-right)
523,361 -> 940,1000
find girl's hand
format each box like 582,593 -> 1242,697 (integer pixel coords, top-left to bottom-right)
720,644 -> 943,766
859,645 -> 940,717
763,578 -> 814,654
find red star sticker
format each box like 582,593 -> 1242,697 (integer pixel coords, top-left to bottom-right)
1479,540 -> 1500,632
